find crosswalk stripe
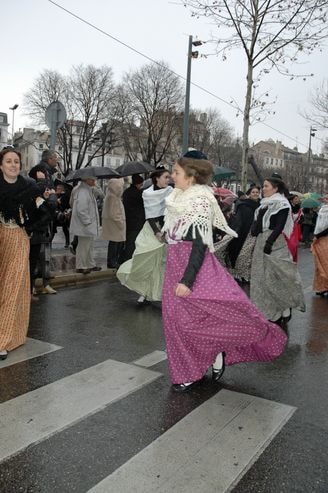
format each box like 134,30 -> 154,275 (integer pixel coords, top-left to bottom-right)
88,389 -> 296,493
0,359 -> 161,462
133,350 -> 167,368
0,337 -> 62,369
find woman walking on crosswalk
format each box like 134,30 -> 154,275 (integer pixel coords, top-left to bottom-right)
161,151 -> 288,392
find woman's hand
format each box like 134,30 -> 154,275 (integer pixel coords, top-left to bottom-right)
175,283 -> 191,297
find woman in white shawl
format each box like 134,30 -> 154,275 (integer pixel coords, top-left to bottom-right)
311,192 -> 328,295
250,176 -> 305,328
162,153 -> 287,392
117,166 -> 172,303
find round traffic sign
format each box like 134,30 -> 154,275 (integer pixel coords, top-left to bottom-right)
45,101 -> 67,129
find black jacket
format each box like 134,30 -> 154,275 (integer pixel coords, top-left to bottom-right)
227,199 -> 259,267
180,229 -> 207,289
251,207 -> 289,245
123,185 -> 145,232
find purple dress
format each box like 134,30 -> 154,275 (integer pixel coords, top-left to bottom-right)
162,241 -> 287,385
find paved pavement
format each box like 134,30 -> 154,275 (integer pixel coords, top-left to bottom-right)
0,245 -> 327,492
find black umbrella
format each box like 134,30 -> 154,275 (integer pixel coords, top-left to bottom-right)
116,161 -> 155,176
65,166 -> 121,182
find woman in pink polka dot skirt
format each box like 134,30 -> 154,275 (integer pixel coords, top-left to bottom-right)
162,151 -> 288,392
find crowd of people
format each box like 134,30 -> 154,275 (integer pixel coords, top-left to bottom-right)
0,147 -> 327,395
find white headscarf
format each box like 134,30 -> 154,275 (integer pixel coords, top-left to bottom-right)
142,185 -> 173,219
314,204 -> 328,236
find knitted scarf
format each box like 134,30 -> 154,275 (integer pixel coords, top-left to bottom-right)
163,184 -> 237,252
255,192 -> 293,239
314,205 -> 328,235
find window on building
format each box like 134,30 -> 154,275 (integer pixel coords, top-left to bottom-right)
116,158 -> 120,166
0,116 -> 4,123
106,157 -> 111,165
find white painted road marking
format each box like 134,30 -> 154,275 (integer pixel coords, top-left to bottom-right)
133,350 -> 167,368
0,338 -> 62,369
0,359 -> 161,462
88,389 -> 296,493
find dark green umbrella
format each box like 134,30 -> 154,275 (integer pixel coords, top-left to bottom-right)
301,198 -> 321,209
213,166 -> 236,181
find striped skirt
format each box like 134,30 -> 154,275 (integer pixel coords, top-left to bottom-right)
311,236 -> 328,292
0,224 -> 30,352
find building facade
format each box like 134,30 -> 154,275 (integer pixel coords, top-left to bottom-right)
0,112 -> 9,148
250,139 -> 328,193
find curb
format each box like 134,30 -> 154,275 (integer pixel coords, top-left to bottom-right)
35,268 -> 117,290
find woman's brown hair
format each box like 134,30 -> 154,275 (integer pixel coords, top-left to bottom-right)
176,156 -> 213,185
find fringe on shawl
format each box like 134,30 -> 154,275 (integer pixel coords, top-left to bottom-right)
163,186 -> 237,252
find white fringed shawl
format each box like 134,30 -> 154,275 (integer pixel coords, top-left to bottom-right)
162,184 -> 237,252
255,193 -> 294,239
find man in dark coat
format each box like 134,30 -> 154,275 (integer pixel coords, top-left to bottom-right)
29,150 -> 59,191
120,175 -> 145,262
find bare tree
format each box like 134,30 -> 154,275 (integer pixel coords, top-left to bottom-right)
183,0 -> 328,189
120,61 -> 184,165
24,65 -> 121,171
187,108 -> 234,163
307,79 -> 328,130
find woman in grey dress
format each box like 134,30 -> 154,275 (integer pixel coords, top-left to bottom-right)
250,176 -> 305,329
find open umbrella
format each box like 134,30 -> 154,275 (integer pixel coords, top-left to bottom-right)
213,187 -> 236,199
301,198 -> 321,209
213,166 -> 236,181
65,166 -> 121,182
116,161 -> 155,176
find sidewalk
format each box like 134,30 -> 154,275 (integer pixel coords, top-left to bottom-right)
39,229 -> 116,289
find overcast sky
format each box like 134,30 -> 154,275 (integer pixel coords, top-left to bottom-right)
2,0 -> 327,154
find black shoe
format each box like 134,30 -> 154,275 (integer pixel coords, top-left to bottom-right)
316,291 -> 328,296
90,266 -> 102,272
212,352 -> 226,382
76,268 -> 91,274
0,350 -> 8,361
69,245 -> 76,255
172,382 -> 195,392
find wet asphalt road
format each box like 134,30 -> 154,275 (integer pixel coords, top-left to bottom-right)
0,246 -> 327,492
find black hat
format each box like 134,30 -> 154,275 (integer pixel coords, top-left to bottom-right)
150,164 -> 167,178
132,174 -> 144,185
183,149 -> 208,160
271,172 -> 282,180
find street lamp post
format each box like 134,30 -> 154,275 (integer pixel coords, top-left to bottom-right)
307,125 -> 317,191
182,37 -> 203,155
9,104 -> 18,145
